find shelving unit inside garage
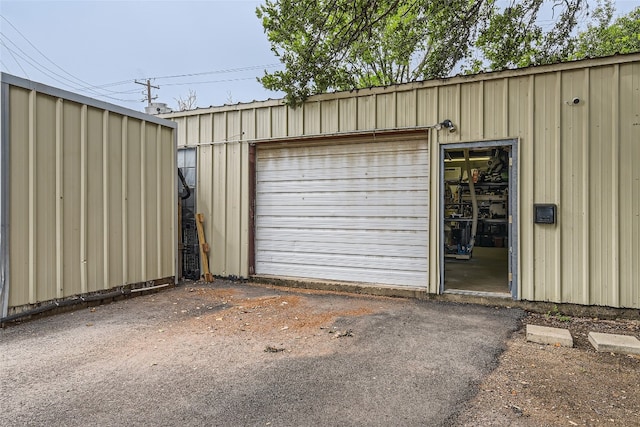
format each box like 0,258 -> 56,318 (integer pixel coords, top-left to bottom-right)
443,148 -> 510,259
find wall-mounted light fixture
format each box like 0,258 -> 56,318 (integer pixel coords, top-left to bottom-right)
437,119 -> 456,133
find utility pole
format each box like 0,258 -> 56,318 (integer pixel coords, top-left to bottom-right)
135,79 -> 159,106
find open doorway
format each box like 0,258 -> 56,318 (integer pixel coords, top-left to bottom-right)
440,140 -> 517,298
177,148 -> 199,280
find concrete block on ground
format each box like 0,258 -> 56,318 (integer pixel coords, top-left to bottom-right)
588,332 -> 640,355
526,324 -> 573,347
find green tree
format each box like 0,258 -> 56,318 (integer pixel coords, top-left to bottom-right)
570,3 -> 640,59
257,0 -> 590,105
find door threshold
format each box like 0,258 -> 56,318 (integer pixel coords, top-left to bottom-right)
444,288 -> 512,299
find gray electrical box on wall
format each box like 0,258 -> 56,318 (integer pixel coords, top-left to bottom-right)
534,204 -> 557,224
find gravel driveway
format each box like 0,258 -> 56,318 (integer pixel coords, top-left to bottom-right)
0,280 -> 523,427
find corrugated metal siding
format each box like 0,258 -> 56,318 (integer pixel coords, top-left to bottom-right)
165,54 -> 640,308
1,74 -> 177,314
255,137 -> 429,287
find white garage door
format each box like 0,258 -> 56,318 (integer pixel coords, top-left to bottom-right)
255,137 -> 429,287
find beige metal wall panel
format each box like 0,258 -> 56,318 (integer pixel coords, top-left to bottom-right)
86,106 -> 106,292
225,142 -> 243,275
107,114 -> 124,288
396,90 -> 417,128
618,63 -> 640,308
213,112 -> 226,142
357,95 -> 375,130
304,101 -> 321,135
483,79 -> 508,138
532,72 -> 562,303
376,93 -> 395,129
559,69 -> 589,305
287,105 -> 303,136
588,65 -> 618,307
1,73 -> 176,314
270,106 -> 287,138
460,82 -> 483,141
338,98 -> 357,132
320,100 -> 339,134
187,116 -> 200,146
175,116 -> 187,147
162,54 -> 640,308
61,101 -> 82,296
197,113 -> 212,145
126,120 -> 143,284
242,109 -> 256,139
416,87 -> 438,126
8,87 -> 30,306
34,93 -> 57,301
255,108 -> 271,139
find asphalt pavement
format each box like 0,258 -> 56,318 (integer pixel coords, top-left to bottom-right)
0,281 -> 523,426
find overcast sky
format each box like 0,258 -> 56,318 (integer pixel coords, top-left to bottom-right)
1,0 -> 638,113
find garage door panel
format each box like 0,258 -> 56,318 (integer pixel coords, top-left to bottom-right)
256,240 -> 425,258
256,204 -> 427,217
258,154 -> 427,180
258,177 -> 429,193
256,262 -> 427,287
255,138 -> 429,287
258,140 -> 425,160
257,190 -> 429,207
256,229 -> 427,247
257,250 -> 425,271
256,216 -> 427,231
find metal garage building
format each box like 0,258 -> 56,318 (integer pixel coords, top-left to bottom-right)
164,53 -> 639,309
0,73 -> 178,318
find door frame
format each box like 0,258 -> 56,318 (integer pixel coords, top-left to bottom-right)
438,139 -> 519,299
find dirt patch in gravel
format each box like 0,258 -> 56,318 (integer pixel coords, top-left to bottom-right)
457,311 -> 640,427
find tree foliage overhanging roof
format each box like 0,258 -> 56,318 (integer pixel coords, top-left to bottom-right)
256,0 -> 640,105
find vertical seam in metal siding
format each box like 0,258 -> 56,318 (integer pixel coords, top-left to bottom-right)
373,94 -> 378,129
318,100 -> 323,134
456,84 -> 461,142
525,75 -> 535,301
140,121 -> 147,280
413,89 -> 418,126
156,124 -> 162,278
102,110 -> 110,290
28,90 -> 36,303
555,71 -> 562,302
284,103 -> 289,137
173,127 -> 179,283
1,81 -> 11,317
80,104 -> 87,294
393,91 -> 397,128
583,69 -> 590,304
479,80 -> 484,139
612,64 -> 620,306
55,98 -> 64,298
503,78 -> 509,135
121,117 -> 128,284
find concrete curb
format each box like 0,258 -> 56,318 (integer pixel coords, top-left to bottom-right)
588,332 -> 640,355
526,324 -> 574,347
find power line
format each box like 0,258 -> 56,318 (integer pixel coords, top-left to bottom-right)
0,14 -> 139,98
0,37 -> 139,102
147,63 -> 281,81
162,76 -> 257,87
